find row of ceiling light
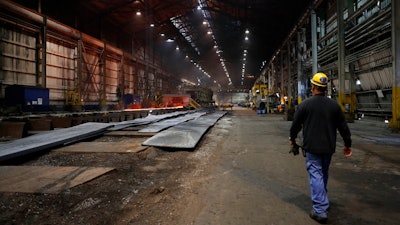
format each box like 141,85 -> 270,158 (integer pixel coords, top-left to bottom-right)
132,3 -> 209,86
173,1 -> 250,88
198,2 -> 251,88
196,1 -> 228,87
240,28 -> 251,86
135,1 -> 250,88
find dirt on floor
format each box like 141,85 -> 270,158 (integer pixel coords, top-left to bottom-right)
3,110 -> 399,225
0,122 -> 224,225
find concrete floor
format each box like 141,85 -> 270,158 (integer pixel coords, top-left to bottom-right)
1,107 -> 398,225
180,107 -> 400,225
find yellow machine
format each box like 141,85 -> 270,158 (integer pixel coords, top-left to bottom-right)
66,90 -> 82,106
65,87 -> 83,111
251,83 -> 268,109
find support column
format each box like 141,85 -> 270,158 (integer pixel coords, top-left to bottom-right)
118,54 -> 124,107
268,66 -> 271,96
337,0 -> 355,122
100,43 -> 107,108
280,52 -> 284,97
267,66 -> 273,113
390,0 -> 400,129
77,37 -> 83,99
42,17 -> 47,87
36,16 -> 47,87
286,44 -> 295,120
287,44 -> 292,99
297,30 -> 306,104
311,10 -> 318,75
337,0 -> 345,109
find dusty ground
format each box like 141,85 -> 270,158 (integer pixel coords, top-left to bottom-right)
0,119 -> 224,225
1,109 -> 399,225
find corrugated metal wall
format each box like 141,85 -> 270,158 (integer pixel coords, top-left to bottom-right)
358,67 -> 393,90
261,0 -> 394,119
0,1 -> 177,111
0,27 -> 37,89
46,38 -> 76,105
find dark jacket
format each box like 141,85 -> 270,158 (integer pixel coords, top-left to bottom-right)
290,94 -> 352,154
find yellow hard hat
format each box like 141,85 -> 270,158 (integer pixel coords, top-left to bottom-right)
311,72 -> 328,87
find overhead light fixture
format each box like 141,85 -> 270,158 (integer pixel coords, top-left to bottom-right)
356,78 -> 361,85
136,10 -> 141,16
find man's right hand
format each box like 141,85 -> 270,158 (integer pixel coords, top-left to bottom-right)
289,142 -> 300,156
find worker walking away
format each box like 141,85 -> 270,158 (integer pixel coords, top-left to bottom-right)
289,72 -> 352,224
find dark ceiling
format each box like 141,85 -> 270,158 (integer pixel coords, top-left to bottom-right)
13,0 -> 313,90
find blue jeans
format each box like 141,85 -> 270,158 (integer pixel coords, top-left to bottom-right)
306,152 -> 332,217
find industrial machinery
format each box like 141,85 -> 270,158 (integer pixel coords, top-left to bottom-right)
251,82 -> 268,113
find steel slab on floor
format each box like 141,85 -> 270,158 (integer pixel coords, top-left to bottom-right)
138,112 -> 206,133
54,140 -> 148,153
0,166 -> 114,193
0,110 -> 209,161
0,122 -> 113,162
108,111 -> 190,131
142,111 -> 226,149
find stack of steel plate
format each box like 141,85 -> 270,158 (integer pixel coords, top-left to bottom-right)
108,111 -> 190,131
142,111 -> 226,149
0,122 -> 113,162
138,112 -> 206,133
0,110 -> 217,161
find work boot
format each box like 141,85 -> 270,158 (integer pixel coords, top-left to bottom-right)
309,210 -> 328,224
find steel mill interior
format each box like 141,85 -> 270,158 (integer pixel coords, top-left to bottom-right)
0,1 -> 399,225
0,0 -> 398,126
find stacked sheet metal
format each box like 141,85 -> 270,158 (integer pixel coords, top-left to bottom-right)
138,112 -> 206,133
0,122 -> 113,162
142,111 -> 226,149
108,111 -> 190,131
0,110 -> 220,161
